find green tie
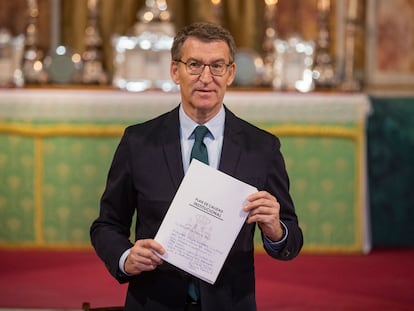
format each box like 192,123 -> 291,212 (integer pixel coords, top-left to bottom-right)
190,125 -> 209,165
187,125 -> 209,302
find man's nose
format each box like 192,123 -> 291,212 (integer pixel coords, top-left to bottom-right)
199,65 -> 213,82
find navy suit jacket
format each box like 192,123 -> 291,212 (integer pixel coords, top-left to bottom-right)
90,105 -> 303,311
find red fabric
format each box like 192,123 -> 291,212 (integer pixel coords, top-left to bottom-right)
0,248 -> 413,310
255,248 -> 414,311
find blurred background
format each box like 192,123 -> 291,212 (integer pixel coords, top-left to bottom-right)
0,0 -> 413,251
1,2 -> 413,309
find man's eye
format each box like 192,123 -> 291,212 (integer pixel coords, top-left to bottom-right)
211,63 -> 224,69
189,62 -> 202,69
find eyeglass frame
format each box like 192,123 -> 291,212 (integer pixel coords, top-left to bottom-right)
175,59 -> 233,76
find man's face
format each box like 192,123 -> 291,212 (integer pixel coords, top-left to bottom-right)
170,37 -> 236,123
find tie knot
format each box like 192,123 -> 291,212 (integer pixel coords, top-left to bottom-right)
193,125 -> 209,142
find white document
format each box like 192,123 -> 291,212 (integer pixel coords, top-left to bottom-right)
154,159 -> 257,284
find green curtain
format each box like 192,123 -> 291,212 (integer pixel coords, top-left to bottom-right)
367,97 -> 414,247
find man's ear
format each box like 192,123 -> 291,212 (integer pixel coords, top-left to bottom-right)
226,62 -> 237,86
170,61 -> 180,84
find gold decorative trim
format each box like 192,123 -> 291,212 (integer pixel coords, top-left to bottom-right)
0,123 -> 125,137
0,123 -> 359,139
266,125 -> 359,139
34,137 -> 44,245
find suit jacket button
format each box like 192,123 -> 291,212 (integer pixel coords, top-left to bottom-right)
283,249 -> 291,257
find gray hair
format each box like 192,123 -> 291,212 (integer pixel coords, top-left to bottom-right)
171,22 -> 236,63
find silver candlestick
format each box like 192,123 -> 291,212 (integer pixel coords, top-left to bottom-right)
313,0 -> 337,88
81,0 -> 108,84
340,0 -> 361,91
211,0 -> 223,25
22,0 -> 47,84
262,0 -> 278,86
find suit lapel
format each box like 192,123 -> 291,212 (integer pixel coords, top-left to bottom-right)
161,106 -> 242,188
219,107 -> 243,176
161,107 -> 185,189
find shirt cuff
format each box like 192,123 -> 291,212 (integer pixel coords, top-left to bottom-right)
119,248 -> 132,275
263,221 -> 288,252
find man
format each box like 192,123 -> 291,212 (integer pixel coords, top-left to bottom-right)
90,22 -> 303,311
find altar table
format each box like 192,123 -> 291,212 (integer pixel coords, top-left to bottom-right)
0,89 -> 371,253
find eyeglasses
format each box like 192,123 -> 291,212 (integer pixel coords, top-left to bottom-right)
176,59 -> 232,76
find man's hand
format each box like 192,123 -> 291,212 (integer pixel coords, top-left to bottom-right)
124,239 -> 165,275
244,191 -> 284,241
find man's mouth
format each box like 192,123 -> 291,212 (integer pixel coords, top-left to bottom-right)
195,89 -> 214,94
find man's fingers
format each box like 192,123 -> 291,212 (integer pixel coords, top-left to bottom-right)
135,239 -> 165,255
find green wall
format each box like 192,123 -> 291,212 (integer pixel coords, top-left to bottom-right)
367,97 -> 414,246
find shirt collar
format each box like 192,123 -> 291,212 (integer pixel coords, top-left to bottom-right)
179,105 -> 225,140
